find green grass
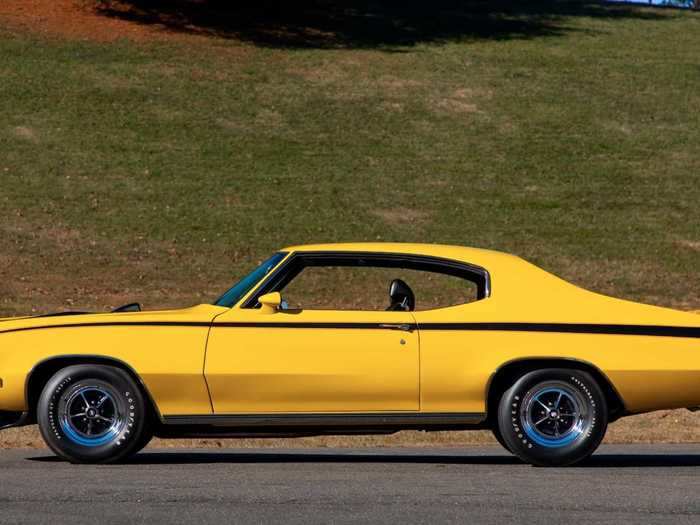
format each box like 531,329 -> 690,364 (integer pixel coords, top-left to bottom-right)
1,1 -> 699,316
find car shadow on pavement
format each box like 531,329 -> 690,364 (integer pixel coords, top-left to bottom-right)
26,451 -> 700,467
28,451 -> 522,465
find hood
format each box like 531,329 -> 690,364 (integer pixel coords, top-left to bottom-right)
0,304 -> 228,335
0,310 -> 96,326
0,315 -> 34,323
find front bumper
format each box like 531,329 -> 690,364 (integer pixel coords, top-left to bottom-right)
0,411 -> 29,430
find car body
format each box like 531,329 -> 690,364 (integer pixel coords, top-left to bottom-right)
0,243 -> 698,465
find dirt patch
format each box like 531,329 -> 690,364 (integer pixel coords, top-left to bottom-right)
216,118 -> 246,132
376,76 -> 423,91
453,87 -> 492,100
678,239 -> 700,251
430,88 -> 492,117
0,0 -> 178,42
380,101 -> 405,113
11,126 -> 39,143
436,98 -> 479,114
293,63 -> 349,86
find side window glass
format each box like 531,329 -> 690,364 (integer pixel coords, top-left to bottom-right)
281,265 -> 478,311
405,270 -> 478,310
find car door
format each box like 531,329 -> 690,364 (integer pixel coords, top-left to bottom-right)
204,307 -> 419,413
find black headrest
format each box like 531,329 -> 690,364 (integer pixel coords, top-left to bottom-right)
388,279 -> 415,312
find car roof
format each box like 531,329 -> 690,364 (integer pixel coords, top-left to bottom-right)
279,242 -> 521,268
278,243 -> 577,301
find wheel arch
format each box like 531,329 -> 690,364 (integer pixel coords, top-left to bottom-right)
485,357 -> 626,426
24,355 -> 162,424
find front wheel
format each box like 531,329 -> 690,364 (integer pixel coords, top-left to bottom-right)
37,364 -> 150,464
491,424 -> 512,453
497,368 -> 607,467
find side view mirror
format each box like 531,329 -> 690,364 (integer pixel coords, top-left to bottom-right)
258,292 -> 282,314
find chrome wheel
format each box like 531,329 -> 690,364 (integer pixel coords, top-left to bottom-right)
58,384 -> 125,447
520,381 -> 591,448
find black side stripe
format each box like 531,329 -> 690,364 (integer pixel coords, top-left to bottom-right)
0,320 -> 699,338
417,323 -> 700,339
0,321 -> 211,336
215,322 -> 402,330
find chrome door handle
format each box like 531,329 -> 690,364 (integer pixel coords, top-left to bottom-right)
379,323 -> 414,332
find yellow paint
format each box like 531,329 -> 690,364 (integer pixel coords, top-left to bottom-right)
0,243 -> 698,422
257,292 -> 282,315
0,305 -> 225,415
205,309 -> 418,413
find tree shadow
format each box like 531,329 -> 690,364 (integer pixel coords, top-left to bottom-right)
93,0 -> 670,50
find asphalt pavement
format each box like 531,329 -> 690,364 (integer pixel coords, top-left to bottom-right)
0,444 -> 698,524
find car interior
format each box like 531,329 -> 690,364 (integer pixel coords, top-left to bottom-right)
386,278 -> 415,311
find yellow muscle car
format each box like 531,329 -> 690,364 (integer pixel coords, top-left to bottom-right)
0,243 -> 698,466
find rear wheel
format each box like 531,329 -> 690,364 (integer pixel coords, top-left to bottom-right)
497,368 -> 607,467
37,365 -> 150,464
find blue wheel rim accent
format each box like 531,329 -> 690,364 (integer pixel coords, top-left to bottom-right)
59,386 -> 125,447
521,385 -> 587,448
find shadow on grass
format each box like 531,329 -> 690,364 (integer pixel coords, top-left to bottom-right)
27,450 -> 700,467
93,0 -> 670,49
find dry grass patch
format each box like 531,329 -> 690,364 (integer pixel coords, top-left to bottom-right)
215,118 -> 245,132
2,410 -> 698,450
292,63 -> 350,86
375,76 -> 424,92
436,98 -> 480,115
255,108 -> 285,130
379,101 -> 405,113
431,87 -> 492,117
11,126 -> 40,143
605,410 -> 700,444
678,240 -> 700,252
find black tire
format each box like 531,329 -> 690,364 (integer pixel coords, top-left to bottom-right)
491,424 -> 512,453
131,420 -> 154,456
37,365 -> 150,464
497,368 -> 607,467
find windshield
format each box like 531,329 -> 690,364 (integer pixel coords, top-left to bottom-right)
214,252 -> 287,308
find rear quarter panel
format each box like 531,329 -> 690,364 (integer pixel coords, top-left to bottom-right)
414,299 -> 700,415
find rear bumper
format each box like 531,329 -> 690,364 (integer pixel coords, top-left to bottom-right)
0,411 -> 29,430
